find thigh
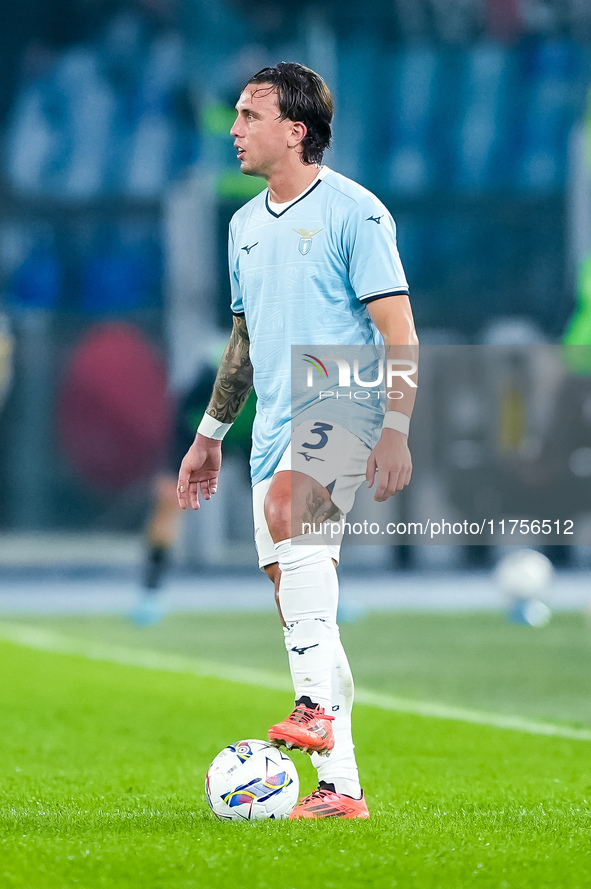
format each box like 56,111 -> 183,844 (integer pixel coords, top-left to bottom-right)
252,468 -> 341,567
276,419 -> 371,516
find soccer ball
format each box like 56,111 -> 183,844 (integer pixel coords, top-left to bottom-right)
205,739 -> 299,821
495,548 -> 553,627
495,548 -> 553,597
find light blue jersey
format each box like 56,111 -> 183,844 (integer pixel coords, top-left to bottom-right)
229,167 -> 409,485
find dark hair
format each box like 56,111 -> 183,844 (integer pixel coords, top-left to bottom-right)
246,62 -> 333,165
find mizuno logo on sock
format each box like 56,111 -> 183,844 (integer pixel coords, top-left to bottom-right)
291,644 -> 319,656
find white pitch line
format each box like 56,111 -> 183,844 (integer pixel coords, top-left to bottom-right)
353,689 -> 591,741
2,622 -> 591,743
0,623 -> 292,693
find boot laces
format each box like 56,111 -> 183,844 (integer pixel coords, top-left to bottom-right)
288,705 -> 335,725
305,788 -> 336,803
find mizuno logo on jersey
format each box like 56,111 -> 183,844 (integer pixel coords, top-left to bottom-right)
293,228 -> 322,255
367,215 -> 383,224
241,242 -> 258,254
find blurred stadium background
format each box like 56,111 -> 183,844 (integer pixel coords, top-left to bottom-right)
1,0 -> 591,612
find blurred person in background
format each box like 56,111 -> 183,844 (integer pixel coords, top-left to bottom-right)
133,356 -> 255,625
177,62 -> 417,819
0,310 -> 14,414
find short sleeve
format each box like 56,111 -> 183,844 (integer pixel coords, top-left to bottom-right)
228,222 -> 244,314
345,200 -> 409,305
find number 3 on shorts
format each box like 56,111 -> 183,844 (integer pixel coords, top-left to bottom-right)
302,421 -> 334,450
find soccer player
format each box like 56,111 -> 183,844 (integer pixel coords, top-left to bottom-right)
0,310 -> 13,415
133,361 -> 256,626
132,363 -> 218,626
177,63 -> 417,819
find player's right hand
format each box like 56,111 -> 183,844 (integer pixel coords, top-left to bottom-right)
177,434 -> 222,510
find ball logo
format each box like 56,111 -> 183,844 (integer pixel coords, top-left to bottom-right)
229,741 -> 254,763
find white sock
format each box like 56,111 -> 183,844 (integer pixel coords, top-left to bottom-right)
311,634 -> 362,799
276,537 -> 338,714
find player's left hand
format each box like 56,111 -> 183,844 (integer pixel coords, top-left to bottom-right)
366,428 -> 412,501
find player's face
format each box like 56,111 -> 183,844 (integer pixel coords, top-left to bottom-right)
230,84 -> 299,178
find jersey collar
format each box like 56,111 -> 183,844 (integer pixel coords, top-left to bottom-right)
265,166 -> 329,218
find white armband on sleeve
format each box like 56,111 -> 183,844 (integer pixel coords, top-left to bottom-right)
197,412 -> 233,441
383,411 -> 410,436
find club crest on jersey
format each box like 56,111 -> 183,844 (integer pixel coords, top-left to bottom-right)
293,228 -> 322,255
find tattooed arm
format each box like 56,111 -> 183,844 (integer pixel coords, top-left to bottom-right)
205,313 -> 253,422
177,314 -> 253,510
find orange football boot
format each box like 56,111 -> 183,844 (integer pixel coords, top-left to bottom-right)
289,783 -> 370,819
268,704 -> 335,754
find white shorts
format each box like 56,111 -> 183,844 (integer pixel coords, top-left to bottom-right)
252,420 -> 371,569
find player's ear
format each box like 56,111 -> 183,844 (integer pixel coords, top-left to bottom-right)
288,121 -> 307,152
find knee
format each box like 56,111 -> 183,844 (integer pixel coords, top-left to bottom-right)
263,487 -> 291,542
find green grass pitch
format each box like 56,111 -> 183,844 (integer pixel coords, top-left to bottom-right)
1,610 -> 591,888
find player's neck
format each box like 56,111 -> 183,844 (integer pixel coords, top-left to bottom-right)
266,161 -> 321,204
